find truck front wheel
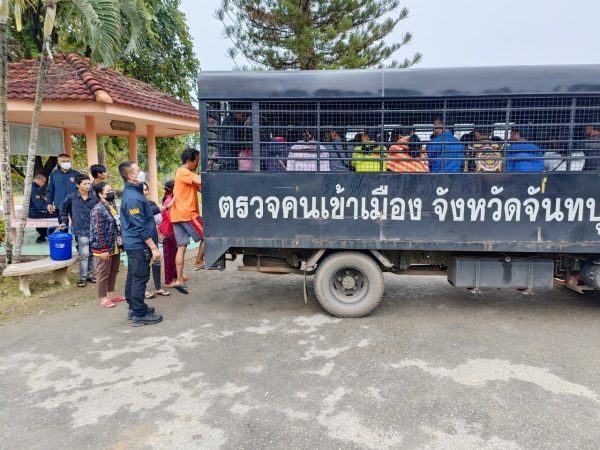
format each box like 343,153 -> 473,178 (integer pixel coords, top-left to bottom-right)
314,252 -> 384,318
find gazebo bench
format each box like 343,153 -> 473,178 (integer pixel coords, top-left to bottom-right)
2,256 -> 79,297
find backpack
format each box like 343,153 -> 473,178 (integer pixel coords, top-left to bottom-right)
158,204 -> 173,238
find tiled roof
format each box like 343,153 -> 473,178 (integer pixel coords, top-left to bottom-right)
8,53 -> 199,120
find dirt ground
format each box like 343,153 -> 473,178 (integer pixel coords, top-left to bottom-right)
0,256 -> 197,325
0,265 -> 115,325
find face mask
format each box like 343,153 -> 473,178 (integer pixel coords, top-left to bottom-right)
137,171 -> 146,183
105,192 -> 115,202
59,162 -> 71,171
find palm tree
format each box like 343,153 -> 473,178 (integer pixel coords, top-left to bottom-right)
10,0 -> 151,263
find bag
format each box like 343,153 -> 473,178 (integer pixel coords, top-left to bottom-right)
238,149 -> 253,171
158,208 -> 173,238
544,151 -> 585,171
467,143 -> 504,172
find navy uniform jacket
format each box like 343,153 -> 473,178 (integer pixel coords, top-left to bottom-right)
46,168 -> 80,209
28,183 -> 54,218
120,182 -> 158,251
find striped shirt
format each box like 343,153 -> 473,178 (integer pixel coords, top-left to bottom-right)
386,144 -> 429,173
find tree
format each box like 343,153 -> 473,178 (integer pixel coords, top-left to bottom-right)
12,0 -> 151,263
0,0 -> 35,265
216,0 -> 422,70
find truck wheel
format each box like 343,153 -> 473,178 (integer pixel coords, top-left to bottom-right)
314,252 -> 384,318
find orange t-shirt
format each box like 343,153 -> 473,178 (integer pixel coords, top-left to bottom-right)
170,167 -> 201,223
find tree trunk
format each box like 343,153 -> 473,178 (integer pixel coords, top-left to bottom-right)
0,18 -> 13,265
13,44 -> 51,263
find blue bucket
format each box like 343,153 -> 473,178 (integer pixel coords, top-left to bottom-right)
48,231 -> 73,261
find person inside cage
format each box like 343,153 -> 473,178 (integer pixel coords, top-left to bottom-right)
386,127 -> 429,173
506,126 -> 544,172
286,128 -> 330,172
351,129 -> 387,172
426,117 -> 464,173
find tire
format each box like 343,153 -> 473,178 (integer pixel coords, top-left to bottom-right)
314,252 -> 384,318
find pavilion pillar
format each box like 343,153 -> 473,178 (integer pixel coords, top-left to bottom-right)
85,115 -> 98,167
128,131 -> 138,163
147,125 -> 159,203
63,128 -> 73,156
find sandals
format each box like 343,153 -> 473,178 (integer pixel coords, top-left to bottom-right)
193,264 -> 205,271
110,296 -> 126,302
145,291 -> 156,299
77,280 -> 87,288
100,298 -> 116,308
155,289 -> 170,296
173,284 -> 189,295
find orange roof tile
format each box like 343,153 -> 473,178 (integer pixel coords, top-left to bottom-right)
8,54 -> 199,120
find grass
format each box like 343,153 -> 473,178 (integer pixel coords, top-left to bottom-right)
0,267 -> 99,325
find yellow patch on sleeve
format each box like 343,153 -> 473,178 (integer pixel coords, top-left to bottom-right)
128,208 -> 140,215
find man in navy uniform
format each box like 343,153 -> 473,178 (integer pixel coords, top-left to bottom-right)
46,153 -> 80,216
28,173 -> 57,243
119,160 -> 164,326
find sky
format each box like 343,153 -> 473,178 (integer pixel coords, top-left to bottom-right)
179,0 -> 600,71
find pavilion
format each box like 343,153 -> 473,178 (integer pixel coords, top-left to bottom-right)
7,53 -> 199,203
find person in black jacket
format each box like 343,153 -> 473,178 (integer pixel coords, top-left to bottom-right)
59,174 -> 98,287
119,161 -> 165,326
28,173 -> 58,243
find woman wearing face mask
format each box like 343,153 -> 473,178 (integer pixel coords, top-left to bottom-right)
90,182 -> 124,308
158,180 -> 178,287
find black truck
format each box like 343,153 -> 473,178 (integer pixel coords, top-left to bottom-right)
198,65 -> 600,317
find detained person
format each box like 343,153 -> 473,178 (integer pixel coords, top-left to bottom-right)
170,148 -> 203,294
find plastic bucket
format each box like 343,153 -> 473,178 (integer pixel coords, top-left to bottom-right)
48,231 -> 73,261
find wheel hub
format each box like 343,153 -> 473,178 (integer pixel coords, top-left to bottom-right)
341,275 -> 356,290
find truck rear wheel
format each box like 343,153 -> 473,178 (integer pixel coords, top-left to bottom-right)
314,252 -> 384,318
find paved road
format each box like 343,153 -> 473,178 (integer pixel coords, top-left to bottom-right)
1,261 -> 600,449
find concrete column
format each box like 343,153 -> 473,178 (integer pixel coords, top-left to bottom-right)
146,125 -> 159,203
85,116 -> 98,167
63,128 -> 72,156
128,131 -> 138,163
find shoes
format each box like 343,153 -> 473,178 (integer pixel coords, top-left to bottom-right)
131,311 -> 163,327
77,279 -> 87,288
127,306 -> 155,320
86,276 -> 97,283
35,237 -> 47,244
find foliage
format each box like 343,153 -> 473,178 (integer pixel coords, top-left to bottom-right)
115,0 -> 199,105
0,218 -> 5,245
8,0 -> 153,65
216,0 -> 422,70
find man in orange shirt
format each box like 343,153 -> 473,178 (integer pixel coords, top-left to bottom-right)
170,148 -> 202,294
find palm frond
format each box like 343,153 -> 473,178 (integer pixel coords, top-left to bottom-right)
119,0 -> 155,55
69,0 -> 120,65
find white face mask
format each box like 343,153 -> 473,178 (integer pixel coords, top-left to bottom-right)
59,162 -> 71,171
137,171 -> 146,183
